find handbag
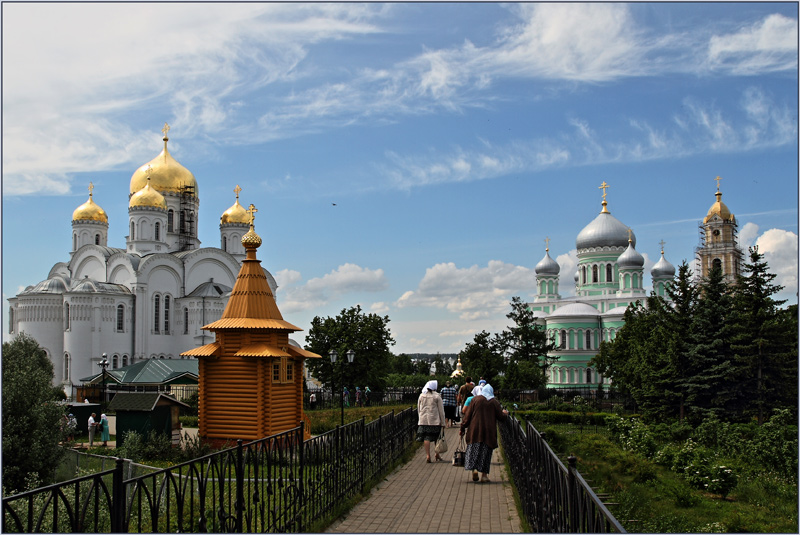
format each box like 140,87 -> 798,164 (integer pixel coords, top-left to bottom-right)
452,436 -> 466,467
434,428 -> 448,454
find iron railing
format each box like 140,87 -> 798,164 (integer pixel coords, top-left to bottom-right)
3,408 -> 417,533
500,413 -> 626,533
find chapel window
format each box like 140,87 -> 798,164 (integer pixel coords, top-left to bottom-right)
95,234 -> 100,245
168,210 -> 174,232
164,296 -> 170,334
116,304 -> 124,332
585,330 -> 592,350
63,353 -> 71,382
592,265 -> 598,283
155,222 -> 160,241
560,329 -> 567,349
586,368 -> 593,383
154,295 -> 160,333
64,303 -> 71,331
581,266 -> 586,285
606,264 -> 613,282
130,222 -> 135,240
184,308 -> 189,335
113,355 -> 118,369
223,236 -> 227,252
123,355 -> 129,367
712,258 -> 722,273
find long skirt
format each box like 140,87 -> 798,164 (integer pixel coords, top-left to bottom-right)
415,425 -> 441,442
464,442 -> 493,474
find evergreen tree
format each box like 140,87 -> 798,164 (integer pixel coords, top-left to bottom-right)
458,330 -> 503,382
688,263 -> 733,418
727,246 -> 795,424
3,334 -> 66,493
497,296 -> 558,389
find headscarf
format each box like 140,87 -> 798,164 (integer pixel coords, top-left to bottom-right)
478,379 -> 487,386
471,385 -> 483,398
421,379 -> 438,393
481,384 -> 495,401
100,413 -> 107,420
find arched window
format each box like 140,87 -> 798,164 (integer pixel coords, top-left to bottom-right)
63,353 -> 71,382
606,264 -> 613,282
180,210 -> 186,233
560,329 -> 567,349
585,330 -> 592,350
64,303 -> 70,331
112,355 -> 118,369
223,236 -> 227,251
633,273 -> 639,288
592,265 -> 598,283
581,266 -> 586,284
154,295 -> 160,333
73,234 -> 78,250
130,221 -> 135,240
95,234 -> 100,245
123,355 -> 129,367
183,308 -> 189,335
168,210 -> 174,232
586,368 -> 593,383
116,304 -> 124,332
164,296 -> 170,334
155,222 -> 160,241
712,258 -> 722,273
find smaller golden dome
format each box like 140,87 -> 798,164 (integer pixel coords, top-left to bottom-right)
241,203 -> 262,249
704,191 -> 734,224
221,185 -> 249,224
72,183 -> 108,223
129,177 -> 168,210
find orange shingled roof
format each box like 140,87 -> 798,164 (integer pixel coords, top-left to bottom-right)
182,342 -> 222,357
287,345 -> 322,359
234,343 -> 291,358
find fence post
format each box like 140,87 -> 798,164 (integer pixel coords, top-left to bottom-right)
111,457 -> 125,533
236,439 -> 244,533
360,417 -> 366,490
567,455 -> 578,532
298,423 -> 305,532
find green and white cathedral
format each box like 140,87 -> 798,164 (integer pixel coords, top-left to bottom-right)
529,181 -> 741,389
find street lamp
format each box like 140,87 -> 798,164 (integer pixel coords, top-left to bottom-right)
98,353 -> 109,413
329,349 -> 356,426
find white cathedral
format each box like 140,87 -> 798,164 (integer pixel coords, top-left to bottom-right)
8,125 -> 278,393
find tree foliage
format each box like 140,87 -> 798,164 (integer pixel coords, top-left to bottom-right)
2,334 -> 66,493
497,296 -> 558,389
304,305 -> 395,391
592,251 -> 797,424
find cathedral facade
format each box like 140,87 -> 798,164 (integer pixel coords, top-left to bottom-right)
529,181 -> 741,389
8,125 -> 277,393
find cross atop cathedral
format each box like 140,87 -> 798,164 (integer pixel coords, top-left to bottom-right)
599,181 -> 609,200
88,182 -> 94,197
162,122 -> 170,139
544,236 -> 550,251
715,175 -> 722,192
659,239 -> 666,253
234,184 -> 241,200
247,204 -> 258,226
627,227 -> 633,242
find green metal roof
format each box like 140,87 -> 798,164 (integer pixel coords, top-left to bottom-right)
80,359 -> 199,385
107,393 -> 190,412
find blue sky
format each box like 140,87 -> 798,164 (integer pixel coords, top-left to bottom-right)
3,3 -> 798,354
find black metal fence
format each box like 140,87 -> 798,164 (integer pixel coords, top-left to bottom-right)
2,408 -> 417,533
304,387 -> 422,411
499,413 -> 626,533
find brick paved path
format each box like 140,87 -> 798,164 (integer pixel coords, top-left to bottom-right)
326,425 -> 522,533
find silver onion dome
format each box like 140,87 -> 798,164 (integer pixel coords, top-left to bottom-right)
535,250 -> 560,275
576,211 -> 635,251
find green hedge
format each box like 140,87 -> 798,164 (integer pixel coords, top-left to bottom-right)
514,410 -> 608,426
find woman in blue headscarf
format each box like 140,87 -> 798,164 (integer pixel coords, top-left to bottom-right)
459,384 -> 508,483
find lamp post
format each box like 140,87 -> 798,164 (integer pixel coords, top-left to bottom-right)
329,349 -> 355,427
98,353 -> 109,413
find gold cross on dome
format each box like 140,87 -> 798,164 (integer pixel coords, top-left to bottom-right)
88,182 -> 94,196
544,236 -> 550,251
246,204 -> 258,226
234,184 -> 242,200
162,122 -> 170,138
715,175 -> 722,192
599,181 -> 609,200
659,239 -> 666,253
627,227 -> 633,242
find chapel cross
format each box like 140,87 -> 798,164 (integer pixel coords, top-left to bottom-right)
659,239 -> 666,253
234,184 -> 242,200
627,227 -> 633,242
88,182 -> 94,196
247,204 -> 258,226
162,122 -> 170,138
599,181 -> 609,201
715,175 -> 722,191
545,236 -> 550,251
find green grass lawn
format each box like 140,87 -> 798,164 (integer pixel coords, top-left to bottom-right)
542,425 -> 798,533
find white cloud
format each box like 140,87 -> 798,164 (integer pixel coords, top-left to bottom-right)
708,13 -> 798,75
395,260 -> 536,320
754,229 -> 798,303
739,222 -> 760,247
370,301 -> 390,314
277,263 -> 389,313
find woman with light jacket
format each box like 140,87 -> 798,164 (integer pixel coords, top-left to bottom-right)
416,380 -> 446,463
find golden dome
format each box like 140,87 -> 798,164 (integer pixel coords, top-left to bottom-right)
72,183 -> 108,223
221,185 -> 249,225
129,177 -> 168,210
129,124 -> 198,198
704,191 -> 734,224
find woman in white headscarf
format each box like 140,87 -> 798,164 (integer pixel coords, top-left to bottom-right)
416,380 -> 446,462
99,413 -> 110,447
459,384 -> 508,482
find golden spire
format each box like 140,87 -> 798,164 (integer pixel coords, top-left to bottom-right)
599,181 -> 610,213
241,203 -> 262,249
162,122 -> 170,150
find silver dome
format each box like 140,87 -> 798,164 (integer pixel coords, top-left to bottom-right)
576,211 -> 635,251
535,250 -> 560,275
549,302 -> 600,318
651,252 -> 676,278
617,242 -> 644,269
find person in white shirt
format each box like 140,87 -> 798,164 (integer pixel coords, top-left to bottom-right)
88,413 -> 97,447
